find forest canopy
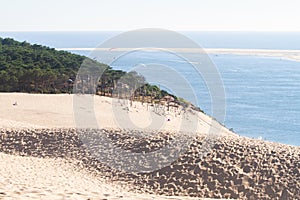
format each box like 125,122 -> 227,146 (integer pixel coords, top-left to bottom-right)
0,37 -> 86,93
0,37 -> 196,110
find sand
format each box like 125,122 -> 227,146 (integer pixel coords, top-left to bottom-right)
0,93 -> 299,199
0,152 -> 210,200
0,93 -> 227,200
57,47 -> 300,62
0,93 -> 232,135
204,48 -> 300,62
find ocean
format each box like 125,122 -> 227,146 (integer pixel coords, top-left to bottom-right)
1,31 -> 299,146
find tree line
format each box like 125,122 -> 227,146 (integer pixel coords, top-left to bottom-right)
0,37 -> 83,93
0,37 -> 193,108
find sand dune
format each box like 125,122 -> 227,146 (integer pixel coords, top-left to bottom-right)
0,152 -> 210,200
0,93 -> 232,135
0,93 -> 229,199
0,93 -> 299,199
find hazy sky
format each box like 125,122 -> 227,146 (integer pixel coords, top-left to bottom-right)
1,0 -> 300,31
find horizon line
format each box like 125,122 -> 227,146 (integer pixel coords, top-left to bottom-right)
2,30 -> 300,33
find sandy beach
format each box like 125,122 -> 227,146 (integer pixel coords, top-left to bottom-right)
205,48 -> 300,62
0,93 -> 299,199
57,48 -> 300,62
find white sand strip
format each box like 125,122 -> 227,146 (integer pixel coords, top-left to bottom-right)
205,48 -> 300,62
56,47 -> 300,62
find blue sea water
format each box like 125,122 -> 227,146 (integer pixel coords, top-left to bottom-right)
0,31 -> 299,146
215,55 -> 300,145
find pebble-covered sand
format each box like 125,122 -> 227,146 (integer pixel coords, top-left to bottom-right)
1,128 -> 299,199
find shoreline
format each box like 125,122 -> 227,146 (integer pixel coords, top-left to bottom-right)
56,47 -> 300,62
205,48 -> 300,62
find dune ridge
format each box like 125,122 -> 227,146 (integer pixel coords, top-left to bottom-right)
0,128 -> 299,199
0,93 -> 299,199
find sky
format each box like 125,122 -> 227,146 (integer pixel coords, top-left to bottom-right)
1,0 -> 300,31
